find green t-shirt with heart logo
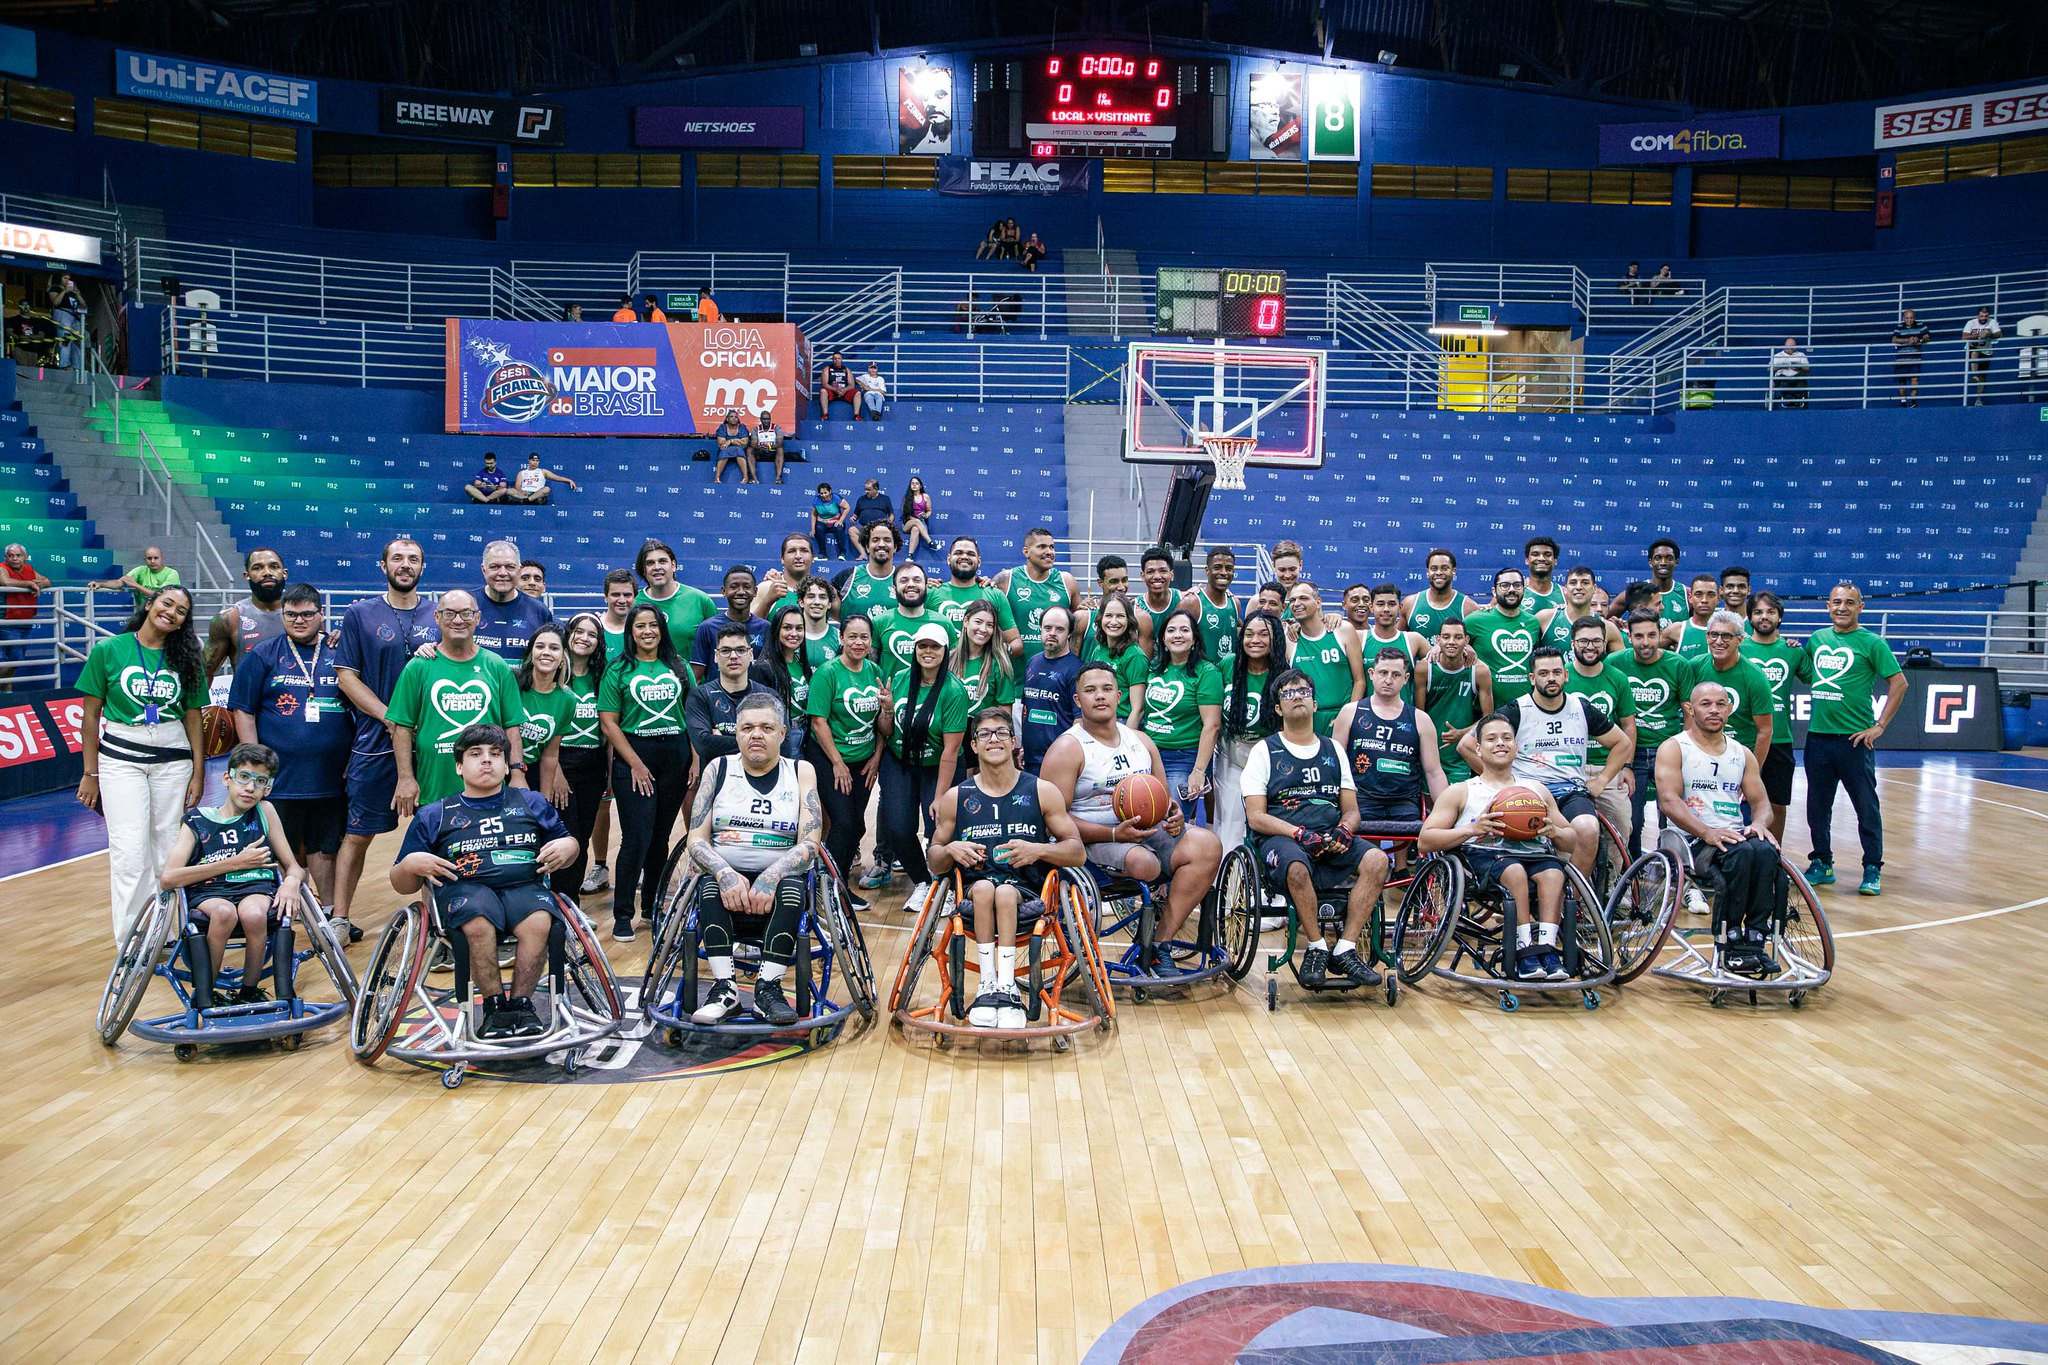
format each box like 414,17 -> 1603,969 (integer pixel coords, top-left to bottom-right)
806,656 -> 886,761
77,632 -> 194,725
1140,659 -> 1225,751
598,658 -> 690,737
1464,607 -> 1540,702
1740,636 -> 1812,741
1564,661 -> 1638,765
1081,638 -> 1148,719
385,648 -> 527,805
518,683 -> 577,755
1803,627 -> 1901,736
872,609 -> 957,681
1691,654 -> 1773,750
1609,648 -> 1697,750
886,671 -> 971,766
927,581 -> 1018,635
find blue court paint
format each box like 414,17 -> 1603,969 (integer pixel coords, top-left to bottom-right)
0,760 -> 228,881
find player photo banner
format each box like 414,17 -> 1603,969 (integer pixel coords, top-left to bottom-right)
444,320 -> 812,436
1248,70 -> 1303,161
897,65 -> 954,155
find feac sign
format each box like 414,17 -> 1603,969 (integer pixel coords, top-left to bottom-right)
970,160 -> 1066,184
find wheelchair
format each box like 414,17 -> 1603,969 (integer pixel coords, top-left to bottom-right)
96,885 -> 358,1060
889,867 -> 1115,1050
1227,819 -> 1427,1011
1649,828 -> 1834,1006
349,885 -> 625,1088
1069,854 -> 1257,1003
640,848 -> 876,1046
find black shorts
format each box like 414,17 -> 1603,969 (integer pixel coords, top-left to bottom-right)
438,881 -> 561,934
1760,743 -> 1795,807
1355,793 -> 1425,824
1258,831 -> 1372,895
185,884 -> 281,921
1553,788 -> 1597,822
270,796 -> 346,858
1462,847 -> 1565,896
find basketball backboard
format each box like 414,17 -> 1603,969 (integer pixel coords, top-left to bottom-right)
1121,340 -> 1326,470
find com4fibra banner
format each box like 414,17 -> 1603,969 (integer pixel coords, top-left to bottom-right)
936,157 -> 1093,196
444,321 -> 812,437
1598,114 -> 1780,165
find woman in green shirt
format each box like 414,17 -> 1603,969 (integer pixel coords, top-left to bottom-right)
78,585 -> 207,941
1214,609 -> 1283,848
880,624 -> 970,905
1081,592 -> 1148,724
806,613 -> 888,896
1142,609 -> 1225,825
551,614 -> 610,899
598,603 -> 693,940
750,604 -> 815,762
950,599 -> 1016,711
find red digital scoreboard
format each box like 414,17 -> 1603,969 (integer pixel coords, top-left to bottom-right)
1024,52 -> 1180,157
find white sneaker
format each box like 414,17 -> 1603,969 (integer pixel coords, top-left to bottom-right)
994,985 -> 1027,1030
967,987 -> 1003,1028
1259,916 -> 1288,933
1683,888 -> 1710,917
903,882 -> 931,914
691,979 -> 740,1024
580,862 -> 611,894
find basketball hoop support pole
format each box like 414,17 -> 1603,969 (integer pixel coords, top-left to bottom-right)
1156,464 -> 1214,590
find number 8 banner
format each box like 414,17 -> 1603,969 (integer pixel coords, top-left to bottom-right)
1306,70 -> 1361,162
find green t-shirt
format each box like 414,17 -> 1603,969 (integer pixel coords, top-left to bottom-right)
1421,660 -> 1481,781
1141,659 -> 1224,751
1000,567 -> 1069,660
837,565 -> 898,623
1464,608 -> 1540,702
597,657 -> 690,737
887,671 -> 971,766
926,582 -> 1018,636
1610,649 -> 1696,750
1082,638 -> 1149,719
385,648 -> 526,805
636,584 -> 718,656
1741,636 -> 1812,742
873,609 -> 956,679
955,652 -> 1018,710
128,563 -> 181,608
559,670 -> 604,749
518,683 -> 577,755
1564,662 -> 1638,765
1693,655 -> 1774,751
78,632 -> 193,725
1803,627 -> 1901,736
1230,667 -> 1274,742
1290,624 -> 1357,735
1406,590 -> 1471,640
806,656 -> 886,761
1191,591 -> 1242,676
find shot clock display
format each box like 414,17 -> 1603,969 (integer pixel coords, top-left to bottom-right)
1155,267 -> 1288,338
1024,52 -> 1180,154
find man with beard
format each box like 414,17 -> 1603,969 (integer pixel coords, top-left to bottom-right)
1611,611 -> 1698,859
1562,616 -> 1639,846
1462,567 -> 1541,704
836,520 -> 901,623
1401,548 -> 1473,641
203,547 -> 291,681
635,537 -> 719,653
331,537 -> 440,939
1018,605 -> 1081,774
872,561 -> 957,679
474,539 -> 551,663
688,565 -> 768,681
927,535 -> 1020,655
1538,565 -> 1623,653
993,526 -> 1076,663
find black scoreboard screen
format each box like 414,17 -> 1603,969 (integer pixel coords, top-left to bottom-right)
973,56 -> 1229,160
1155,267 -> 1288,337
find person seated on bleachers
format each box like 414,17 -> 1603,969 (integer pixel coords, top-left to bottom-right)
850,479 -> 896,554
749,406 -> 788,484
820,353 -> 859,420
901,476 -> 937,559
811,484 -> 854,560
1018,233 -> 1047,273
997,219 -> 1020,259
856,362 -> 888,421
1619,261 -> 1644,303
465,451 -> 512,504
1769,338 -> 1809,410
510,453 -> 580,505
974,218 -> 1005,260
711,410 -> 757,485
1650,264 -> 1679,297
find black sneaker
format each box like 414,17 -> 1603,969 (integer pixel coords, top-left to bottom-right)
507,996 -> 547,1037
612,917 -> 635,943
691,979 -> 741,1024
1299,945 -> 1330,988
232,983 -> 270,1005
1331,948 -> 1381,987
477,995 -> 517,1040
753,978 -> 799,1026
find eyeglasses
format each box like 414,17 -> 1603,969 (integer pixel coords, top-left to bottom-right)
1278,686 -> 1316,701
715,645 -> 752,657
282,609 -> 322,621
227,769 -> 275,789
1705,630 -> 1740,641
438,609 -> 479,621
973,730 -> 1014,743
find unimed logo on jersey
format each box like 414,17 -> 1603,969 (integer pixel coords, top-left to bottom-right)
0,704 -> 54,767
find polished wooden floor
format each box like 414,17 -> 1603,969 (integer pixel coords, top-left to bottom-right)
4,760 -> 2046,1362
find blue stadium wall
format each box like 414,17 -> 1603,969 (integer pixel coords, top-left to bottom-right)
4,26 -> 2045,268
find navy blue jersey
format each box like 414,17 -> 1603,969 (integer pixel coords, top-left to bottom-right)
686,680 -> 781,762
473,590 -> 552,662
335,595 -> 440,755
398,787 -> 570,890
1345,701 -> 1425,804
227,633 -> 352,799
1260,733 -> 1346,833
183,804 -> 280,903
954,774 -> 1048,886
1020,652 -> 1082,770
690,614 -> 771,673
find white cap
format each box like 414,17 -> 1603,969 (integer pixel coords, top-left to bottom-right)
911,623 -> 951,648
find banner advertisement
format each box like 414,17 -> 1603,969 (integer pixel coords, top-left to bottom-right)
935,157 -> 1092,196
633,105 -> 804,148
380,88 -> 565,146
1786,667 -> 2001,751
445,321 -> 812,437
1598,114 -> 1781,164
0,220 -> 101,266
1305,70 -> 1361,162
897,65 -> 955,155
1248,70 -> 1304,161
0,689 -> 84,803
1875,81 -> 2048,149
115,49 -> 317,123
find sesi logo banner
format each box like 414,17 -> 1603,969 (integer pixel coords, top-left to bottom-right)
936,157 -> 1093,196
0,690 -> 84,800
379,87 -> 567,146
445,321 -> 814,436
116,49 -> 316,123
1875,81 -> 2048,149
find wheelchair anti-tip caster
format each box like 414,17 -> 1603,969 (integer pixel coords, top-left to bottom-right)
1133,988 -> 1149,1004
441,1065 -> 466,1089
277,1033 -> 303,1052
1582,990 -> 1601,1011
1788,990 -> 1807,1008
664,1027 -> 683,1048
1709,990 -> 1727,1007
1053,1035 -> 1071,1053
1498,992 -> 1520,1013
174,1044 -> 196,1063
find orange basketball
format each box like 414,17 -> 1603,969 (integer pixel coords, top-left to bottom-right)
1488,785 -> 1549,840
200,706 -> 238,759
1113,772 -> 1173,827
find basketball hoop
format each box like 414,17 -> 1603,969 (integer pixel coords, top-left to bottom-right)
1200,434 -> 1257,491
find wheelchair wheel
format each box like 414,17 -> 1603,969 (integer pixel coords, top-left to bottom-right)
1391,856 -> 1461,985
818,873 -> 877,1019
1562,862 -> 1618,977
647,843 -> 695,942
1217,844 -> 1261,982
1605,850 -> 1679,984
1779,860 -> 1836,975
1054,869 -> 1116,1019
1059,869 -> 1108,989
641,872 -> 697,1020
561,904 -> 625,1022
1588,810 -> 1630,905
299,893 -> 361,1006
351,904 -> 428,1064
888,879 -> 950,1015
97,893 -> 174,1046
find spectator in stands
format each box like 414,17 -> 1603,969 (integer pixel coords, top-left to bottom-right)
697,286 -> 721,325
750,406 -> 789,484
811,483 -> 855,560
711,410 -> 757,485
48,272 -> 84,368
511,452 -> 580,504
857,362 -> 888,420
691,566 -> 769,681
820,352 -> 859,420
1619,262 -> 1644,303
518,560 -> 549,601
851,478 -> 896,552
90,546 -> 180,610
998,219 -> 1021,259
1963,307 -> 2002,405
466,451 -> 513,503
642,294 -> 667,323
1650,264 -> 1678,297
1769,338 -> 1809,409
0,542 -> 50,691
1891,309 -> 1931,407
900,475 -> 936,559
611,294 -> 637,323
975,219 -> 1005,260
564,303 -> 583,322
1018,233 -> 1047,273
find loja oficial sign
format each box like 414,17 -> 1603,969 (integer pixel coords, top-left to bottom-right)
1875,81 -> 2048,149
444,320 -> 813,436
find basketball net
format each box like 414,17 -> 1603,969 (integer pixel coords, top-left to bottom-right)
1199,434 -> 1257,491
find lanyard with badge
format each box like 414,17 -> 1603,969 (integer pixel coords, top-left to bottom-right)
133,636 -> 170,725
287,636 -> 324,724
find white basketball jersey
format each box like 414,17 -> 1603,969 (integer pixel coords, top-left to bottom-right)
1070,722 -> 1151,821
1510,695 -> 1593,785
708,757 -> 802,874
1453,773 -> 1512,848
1676,731 -> 1747,831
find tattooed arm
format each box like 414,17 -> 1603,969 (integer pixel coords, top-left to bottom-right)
684,757 -> 753,913
748,765 -> 823,896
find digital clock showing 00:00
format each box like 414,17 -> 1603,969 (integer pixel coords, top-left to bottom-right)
1154,267 -> 1288,337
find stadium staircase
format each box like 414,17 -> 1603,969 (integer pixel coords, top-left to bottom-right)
0,367 -> 116,582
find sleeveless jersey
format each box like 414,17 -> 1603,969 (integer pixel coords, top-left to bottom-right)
1406,591 -> 1471,639
1541,607 -> 1605,652
839,565 -> 898,622
1454,773 -> 1549,854
1362,627 -> 1419,703
232,598 -> 287,657
706,756 -> 802,874
1676,731 -> 1748,832
1673,618 -> 1713,659
1522,583 -> 1564,616
954,773 -> 1049,886
1193,590 -> 1242,675
1068,722 -> 1152,823
1138,593 -> 1182,645
1346,700 -> 1424,804
1260,733 -> 1345,833
1004,567 -> 1068,658
1505,694 -> 1610,789
1291,624 -> 1354,733
418,789 -> 561,890
1422,661 -> 1480,779
183,804 -> 278,902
